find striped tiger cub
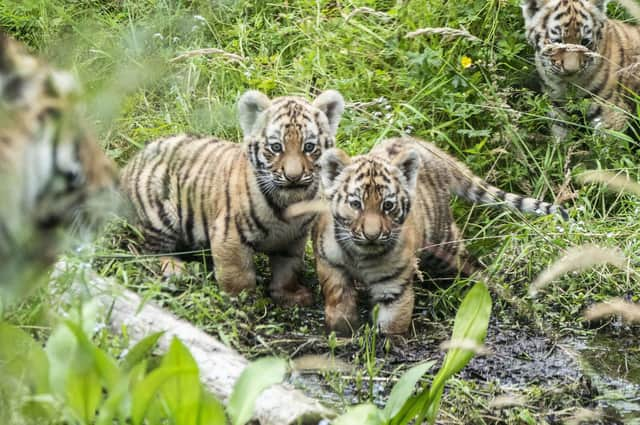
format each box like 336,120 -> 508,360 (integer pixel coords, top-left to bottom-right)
287,137 -> 567,335
121,90 -> 344,306
0,34 -> 118,297
522,0 -> 640,138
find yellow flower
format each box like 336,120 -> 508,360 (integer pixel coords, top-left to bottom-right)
460,55 -> 473,69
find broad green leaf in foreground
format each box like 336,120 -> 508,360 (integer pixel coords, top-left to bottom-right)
227,357 -> 287,425
0,323 -> 49,394
197,391 -> 227,425
425,282 -> 492,423
393,282 -> 492,425
333,403 -> 384,425
121,331 -> 164,372
159,337 -> 203,425
383,360 -> 435,421
130,366 -> 199,425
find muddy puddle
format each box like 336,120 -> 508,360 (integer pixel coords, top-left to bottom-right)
287,314 -> 640,423
574,334 -> 640,423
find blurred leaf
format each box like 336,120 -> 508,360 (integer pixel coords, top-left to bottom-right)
65,367 -> 102,424
95,378 -> 129,425
383,361 -> 435,421
130,366 -> 198,425
197,391 -> 227,425
227,357 -> 287,425
333,403 -> 383,425
158,338 -> 202,425
121,331 -> 164,372
45,323 -> 78,396
0,323 -> 49,393
64,320 -> 120,389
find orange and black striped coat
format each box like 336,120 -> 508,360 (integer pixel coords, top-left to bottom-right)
522,0 -> 640,137
120,90 -> 344,305
301,137 -> 567,335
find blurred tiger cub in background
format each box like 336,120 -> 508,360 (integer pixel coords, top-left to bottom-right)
120,90 -> 344,306
522,0 -> 640,137
0,34 -> 118,300
287,137 -> 567,335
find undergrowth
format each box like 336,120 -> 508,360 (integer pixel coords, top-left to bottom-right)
3,0 -> 640,423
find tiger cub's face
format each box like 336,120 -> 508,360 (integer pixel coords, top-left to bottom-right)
522,0 -> 607,76
319,148 -> 420,256
0,34 -> 118,251
239,90 -> 344,205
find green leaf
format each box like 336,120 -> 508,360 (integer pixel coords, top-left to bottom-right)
333,404 -> 383,425
121,331 -> 164,372
45,323 -> 78,396
158,338 -> 202,425
196,391 -> 227,425
65,367 -> 102,424
392,282 -> 492,425
383,361 -> 435,421
436,282 -> 491,384
0,323 -> 49,394
64,320 -> 120,390
426,282 -> 491,424
130,366 -> 199,425
227,357 -> 287,425
95,377 -> 130,425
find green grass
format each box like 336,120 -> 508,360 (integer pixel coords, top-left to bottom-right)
4,0 -> 640,423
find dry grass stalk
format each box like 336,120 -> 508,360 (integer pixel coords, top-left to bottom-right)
576,169 -> 640,197
283,199 -> 329,220
344,7 -> 391,23
617,61 -> 640,79
489,394 -> 527,409
405,27 -> 481,43
541,43 -> 602,59
565,407 -> 603,425
529,245 -> 627,297
439,338 -> 491,356
170,48 -> 245,63
291,354 -> 353,373
584,297 -> 640,323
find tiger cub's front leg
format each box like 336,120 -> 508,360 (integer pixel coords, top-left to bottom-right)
317,256 -> 358,336
269,237 -> 313,307
370,280 -> 415,335
210,223 -> 256,295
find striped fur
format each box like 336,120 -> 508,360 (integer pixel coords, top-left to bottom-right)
301,137 -> 567,335
120,90 -> 344,305
0,34 -> 118,295
522,0 -> 640,137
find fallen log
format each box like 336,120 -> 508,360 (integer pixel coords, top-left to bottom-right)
54,262 -> 334,425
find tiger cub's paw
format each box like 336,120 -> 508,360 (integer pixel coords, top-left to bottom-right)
160,257 -> 186,278
271,282 -> 314,307
325,307 -> 359,337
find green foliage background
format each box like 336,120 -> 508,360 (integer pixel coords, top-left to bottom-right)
2,0 -> 640,423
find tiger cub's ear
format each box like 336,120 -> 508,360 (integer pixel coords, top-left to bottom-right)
313,90 -> 345,138
521,0 -> 550,22
392,149 -> 421,194
319,148 -> 351,191
238,90 -> 272,135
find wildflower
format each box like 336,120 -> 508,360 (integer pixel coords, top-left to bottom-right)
461,55 -> 473,69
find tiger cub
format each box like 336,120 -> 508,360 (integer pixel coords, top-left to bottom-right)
289,137 -> 567,335
121,90 -> 344,306
0,34 -> 118,298
522,0 -> 640,137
